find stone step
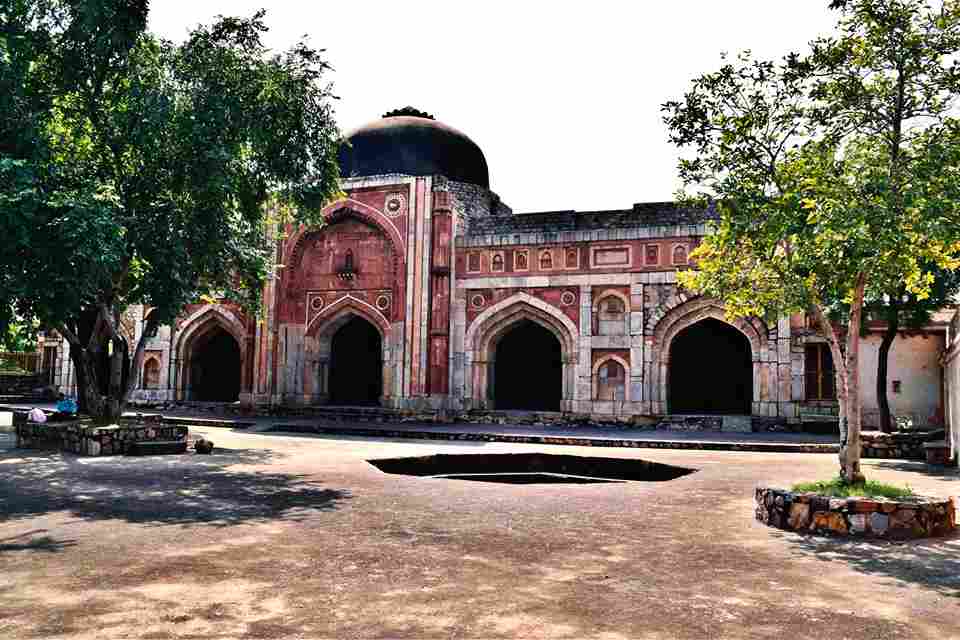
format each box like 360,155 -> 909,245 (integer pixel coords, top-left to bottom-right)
267,423 -> 839,455
125,440 -> 188,456
0,395 -> 47,404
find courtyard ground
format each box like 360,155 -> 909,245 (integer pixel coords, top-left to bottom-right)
0,426 -> 958,639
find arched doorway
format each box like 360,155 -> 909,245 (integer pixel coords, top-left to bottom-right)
494,320 -> 562,411
190,327 -> 241,402
328,316 -> 382,406
669,317 -> 752,414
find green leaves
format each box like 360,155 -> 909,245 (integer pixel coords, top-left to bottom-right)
0,2 -> 341,359
664,0 -> 960,324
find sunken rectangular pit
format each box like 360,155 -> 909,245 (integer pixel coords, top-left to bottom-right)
367,452 -> 695,484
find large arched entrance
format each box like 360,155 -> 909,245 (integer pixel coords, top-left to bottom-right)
190,327 -> 241,402
328,316 -> 383,406
494,320 -> 562,411
668,318 -> 752,414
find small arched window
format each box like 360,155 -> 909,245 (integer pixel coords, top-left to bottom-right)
596,360 -> 626,401
344,250 -> 354,271
515,252 -> 528,270
566,249 -> 578,268
596,295 -> 627,336
673,245 -> 687,265
539,251 -> 553,270
491,253 -> 504,272
143,358 -> 161,389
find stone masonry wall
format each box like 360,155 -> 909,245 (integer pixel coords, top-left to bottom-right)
756,487 -> 956,539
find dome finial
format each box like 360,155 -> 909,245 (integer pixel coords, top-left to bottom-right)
382,106 -> 435,120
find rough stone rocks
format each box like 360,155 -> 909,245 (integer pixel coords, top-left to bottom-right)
787,503 -> 810,529
811,511 -> 848,534
848,513 -> 867,534
869,513 -> 889,536
194,438 -> 214,455
755,486 -> 954,540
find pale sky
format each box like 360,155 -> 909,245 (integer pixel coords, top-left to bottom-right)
149,1 -> 839,213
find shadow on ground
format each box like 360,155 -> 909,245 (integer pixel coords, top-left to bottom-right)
264,429 -> 489,447
0,447 -> 350,528
0,529 -> 77,553
771,528 -> 960,597
866,459 -> 960,482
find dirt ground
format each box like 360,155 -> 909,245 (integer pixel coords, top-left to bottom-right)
1,427 -> 958,639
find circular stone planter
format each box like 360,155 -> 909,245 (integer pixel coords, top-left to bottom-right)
755,487 -> 956,540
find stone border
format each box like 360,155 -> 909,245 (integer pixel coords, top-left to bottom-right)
755,486 -> 956,539
16,419 -> 189,456
270,423 -> 838,454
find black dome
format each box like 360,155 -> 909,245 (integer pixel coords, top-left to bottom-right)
338,110 -> 489,187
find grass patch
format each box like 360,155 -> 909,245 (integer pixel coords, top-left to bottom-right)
792,477 -> 913,499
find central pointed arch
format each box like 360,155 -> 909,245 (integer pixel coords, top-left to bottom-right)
284,198 -> 405,271
302,296 -> 393,406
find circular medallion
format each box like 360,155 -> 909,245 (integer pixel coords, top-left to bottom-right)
310,296 -> 325,311
375,294 -> 391,311
385,193 -> 406,217
471,294 -> 486,309
560,290 -> 576,307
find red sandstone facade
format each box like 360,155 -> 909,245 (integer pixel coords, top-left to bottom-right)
44,110 -> 949,427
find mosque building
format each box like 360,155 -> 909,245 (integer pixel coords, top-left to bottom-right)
48,107 -> 950,429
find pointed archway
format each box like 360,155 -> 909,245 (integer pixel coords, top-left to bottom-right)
173,305 -> 249,403
493,320 -> 562,411
328,315 -> 383,406
189,327 -> 241,402
464,292 -> 579,412
668,318 -> 752,414
304,297 -> 392,406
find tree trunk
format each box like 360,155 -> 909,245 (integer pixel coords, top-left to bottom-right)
107,336 -> 124,422
68,341 -> 89,415
74,349 -> 122,423
877,300 -> 899,433
839,273 -> 867,484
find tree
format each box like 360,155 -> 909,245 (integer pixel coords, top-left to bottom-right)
0,2 -> 341,421
663,0 -> 960,483
866,268 -> 960,432
1,312 -> 39,353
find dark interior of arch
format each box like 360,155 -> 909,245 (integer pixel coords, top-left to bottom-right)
668,317 -> 752,415
190,327 -> 241,402
494,320 -> 562,411
329,316 -> 382,406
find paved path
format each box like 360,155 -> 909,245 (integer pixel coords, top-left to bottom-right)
264,419 -> 840,443
0,402 -> 841,452
1,427 -> 958,639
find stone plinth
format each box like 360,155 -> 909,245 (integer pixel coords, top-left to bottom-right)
860,430 -> 945,461
923,440 -> 950,465
755,486 -> 956,540
16,419 -> 189,456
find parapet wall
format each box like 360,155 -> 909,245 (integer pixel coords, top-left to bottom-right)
756,487 -> 956,539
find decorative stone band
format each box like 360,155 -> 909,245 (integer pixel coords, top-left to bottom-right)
755,487 -> 956,540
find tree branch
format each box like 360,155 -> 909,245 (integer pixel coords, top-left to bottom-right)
98,302 -> 123,344
57,323 -> 82,347
122,315 -> 159,400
